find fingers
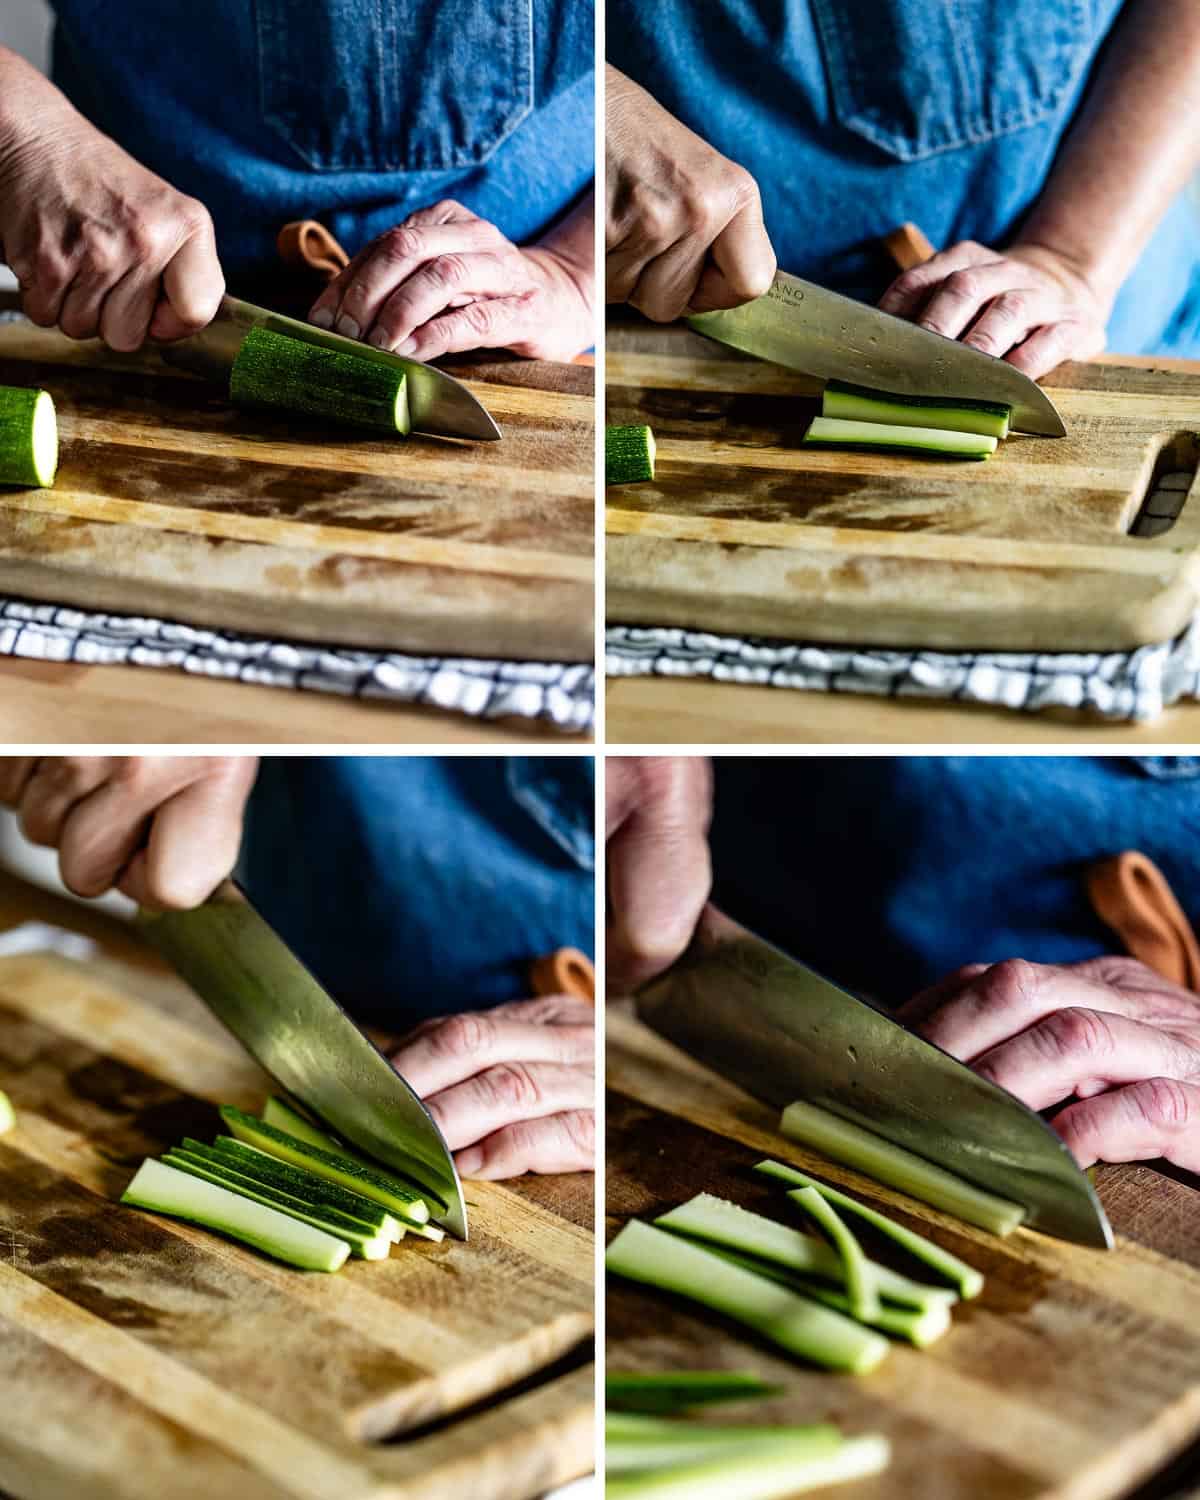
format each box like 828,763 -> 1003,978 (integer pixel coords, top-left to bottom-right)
0,758 -> 42,808
1006,318 -> 1104,380
149,219 -> 224,342
99,261 -> 163,353
388,1009 -> 594,1100
15,757 -> 112,850
606,756 -> 713,992
911,261 -> 1035,343
383,292 -> 539,361
1052,1079 -> 1200,1171
879,241 -> 998,319
424,1059 -> 593,1153
971,1007 -> 1197,1113
455,1108 -> 595,1179
57,258 -> 125,342
894,964 -> 990,1028
687,204 -> 776,314
628,235 -> 709,324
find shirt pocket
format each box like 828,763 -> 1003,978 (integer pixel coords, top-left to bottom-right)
255,0 -> 534,174
810,0 -> 1094,163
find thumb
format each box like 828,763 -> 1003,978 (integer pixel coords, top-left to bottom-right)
119,762 -> 256,910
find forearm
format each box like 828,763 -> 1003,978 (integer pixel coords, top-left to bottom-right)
1015,0 -> 1200,303
535,188 -> 596,314
0,47 -> 76,164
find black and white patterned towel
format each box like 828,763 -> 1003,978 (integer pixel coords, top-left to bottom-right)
0,598 -> 595,732
606,620 -> 1200,722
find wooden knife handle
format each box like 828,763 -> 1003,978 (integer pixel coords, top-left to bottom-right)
883,222 -> 938,273
530,947 -> 595,1005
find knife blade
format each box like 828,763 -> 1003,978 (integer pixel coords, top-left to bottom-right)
137,879 -> 467,1238
636,906 -> 1111,1248
162,294 -> 501,441
687,271 -> 1066,437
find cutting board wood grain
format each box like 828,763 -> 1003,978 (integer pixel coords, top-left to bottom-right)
0,321 -> 592,661
0,952 -> 594,1500
606,324 -> 1200,650
607,1004 -> 1200,1500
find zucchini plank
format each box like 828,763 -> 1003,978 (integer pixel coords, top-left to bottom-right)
822,379 -> 1011,439
230,327 -> 410,434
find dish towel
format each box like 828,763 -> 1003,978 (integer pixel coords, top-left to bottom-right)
606,618 -> 1200,722
0,597 -> 595,732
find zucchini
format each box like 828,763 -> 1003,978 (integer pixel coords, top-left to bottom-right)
655,1193 -> 955,1314
755,1160 -> 984,1298
605,1432 -> 891,1500
779,1100 -> 1024,1237
229,327 -> 410,435
161,1152 -> 391,1259
802,415 -> 997,460
606,1371 -> 780,1414
606,424 -> 656,484
262,1096 -> 341,1153
0,1089 -> 13,1134
705,1246 -> 951,1348
219,1106 -> 437,1223
789,1186 -> 879,1322
121,1158 -> 349,1272
822,379 -> 1011,440
607,1413 -> 841,1473
0,386 -> 58,488
197,1137 -> 401,1236
605,1219 -> 890,1374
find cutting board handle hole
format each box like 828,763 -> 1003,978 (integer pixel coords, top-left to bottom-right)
1129,432 -> 1198,539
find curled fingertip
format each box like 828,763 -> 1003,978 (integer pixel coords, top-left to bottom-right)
454,1146 -> 483,1177
309,306 -> 333,329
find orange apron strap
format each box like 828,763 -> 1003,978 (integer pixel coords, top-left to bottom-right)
277,220 -> 351,280
881,222 -> 938,273
529,947 -> 595,1004
1085,850 -> 1200,991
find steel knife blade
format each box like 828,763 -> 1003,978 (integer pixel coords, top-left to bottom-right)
687,271 -> 1066,437
137,879 -> 467,1238
163,293 -> 501,441
636,906 -> 1111,1248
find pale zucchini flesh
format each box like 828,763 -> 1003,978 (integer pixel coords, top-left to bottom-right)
822,380 -> 1011,439
802,414 -> 997,459
262,1096 -> 342,1153
779,1100 -> 1025,1236
203,1136 -> 401,1234
605,1432 -> 891,1500
789,1185 -> 879,1321
606,1219 -> 890,1373
606,1414 -> 842,1473
0,1089 -> 13,1134
0,386 -> 58,488
121,1158 -> 350,1272
755,1159 -> 984,1298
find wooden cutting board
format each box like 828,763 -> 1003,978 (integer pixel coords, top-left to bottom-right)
608,1004 -> 1200,1500
606,325 -> 1200,650
0,952 -> 594,1500
0,321 -> 593,661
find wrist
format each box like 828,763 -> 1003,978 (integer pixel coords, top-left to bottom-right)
0,52 -> 77,179
525,243 -> 596,322
1007,233 -> 1122,313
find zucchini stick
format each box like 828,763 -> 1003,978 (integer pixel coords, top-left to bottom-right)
605,1432 -> 891,1500
755,1160 -> 984,1298
802,415 -> 997,460
779,1100 -> 1025,1236
606,1219 -> 890,1373
606,424 -> 656,484
789,1186 -> 879,1321
655,1193 -> 956,1313
606,1415 -> 841,1474
606,1371 -> 780,1414
822,380 -> 1011,440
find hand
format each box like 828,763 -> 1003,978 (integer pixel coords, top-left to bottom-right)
0,52 -> 223,351
0,756 -> 258,909
607,756 -> 713,994
388,994 -> 594,1179
606,66 -> 775,322
308,198 -> 594,362
879,240 -> 1110,379
897,957 -> 1200,1171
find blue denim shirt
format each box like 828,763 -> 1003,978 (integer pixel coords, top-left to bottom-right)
237,757 -> 594,1028
48,0 -> 593,280
710,757 -> 1200,1005
608,0 -> 1200,356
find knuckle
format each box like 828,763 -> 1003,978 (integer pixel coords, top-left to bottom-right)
977,957 -> 1041,1013
382,226 -> 424,262
427,252 -> 468,290
946,269 -> 982,300
1037,1006 -> 1113,1062
484,1061 -> 541,1114
431,1012 -> 490,1060
626,184 -> 674,245
1136,1076 -> 1193,1131
893,268 -> 925,295
431,199 -> 466,219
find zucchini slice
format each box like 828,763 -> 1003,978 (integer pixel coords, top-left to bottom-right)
779,1100 -> 1024,1237
606,1371 -> 780,1414
162,1152 -> 391,1259
755,1159 -> 984,1298
229,327 -> 410,435
0,387 -> 58,488
0,1089 -> 13,1134
605,1432 -> 891,1499
802,415 -> 997,459
606,424 -> 656,484
219,1106 -> 439,1223
197,1137 -> 400,1235
606,1413 -> 841,1473
121,1158 -> 349,1272
822,380 -> 1011,440
789,1185 -> 879,1322
606,1219 -> 890,1373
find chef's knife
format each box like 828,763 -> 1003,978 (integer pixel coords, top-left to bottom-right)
163,293 -> 501,441
687,271 -> 1066,437
137,879 -> 467,1238
636,906 -> 1112,1248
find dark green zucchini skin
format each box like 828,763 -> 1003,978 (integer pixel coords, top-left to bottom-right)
0,386 -> 57,487
825,379 -> 1009,418
607,424 -> 655,483
229,327 -> 410,434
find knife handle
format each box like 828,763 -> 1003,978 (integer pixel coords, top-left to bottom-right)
883,222 -> 938,273
530,947 -> 595,1005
